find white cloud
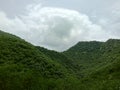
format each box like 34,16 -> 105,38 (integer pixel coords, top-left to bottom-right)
0,4 -> 109,51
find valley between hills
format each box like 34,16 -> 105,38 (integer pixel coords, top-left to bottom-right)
0,30 -> 120,90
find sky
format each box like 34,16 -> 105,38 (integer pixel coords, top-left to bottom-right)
0,0 -> 120,51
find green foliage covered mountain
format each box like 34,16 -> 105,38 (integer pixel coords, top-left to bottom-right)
64,39 -> 120,90
36,46 -> 81,76
0,30 -> 120,90
0,30 -> 77,90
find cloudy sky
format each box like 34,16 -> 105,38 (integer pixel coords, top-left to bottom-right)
0,0 -> 120,51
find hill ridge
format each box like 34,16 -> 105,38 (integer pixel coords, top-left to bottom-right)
0,30 -> 120,90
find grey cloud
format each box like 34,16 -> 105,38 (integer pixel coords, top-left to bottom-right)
0,4 -> 113,51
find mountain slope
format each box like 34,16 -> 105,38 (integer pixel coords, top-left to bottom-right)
0,30 -> 78,90
36,46 -> 74,69
0,30 -> 69,78
63,41 -> 104,76
36,46 -> 84,76
77,58 -> 120,90
63,39 -> 120,74
0,30 -> 120,90
63,39 -> 120,89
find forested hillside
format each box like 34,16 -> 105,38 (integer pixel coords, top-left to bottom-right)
63,39 -> 120,76
0,30 -> 78,90
0,30 -> 120,90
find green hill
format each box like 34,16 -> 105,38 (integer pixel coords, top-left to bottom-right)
0,30 -> 120,90
36,46 -> 82,76
63,39 -> 120,90
63,41 -> 104,76
36,46 -> 74,69
0,30 -> 78,90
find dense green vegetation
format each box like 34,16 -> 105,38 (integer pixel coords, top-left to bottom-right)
64,39 -> 120,89
0,30 -> 77,90
0,30 -> 120,90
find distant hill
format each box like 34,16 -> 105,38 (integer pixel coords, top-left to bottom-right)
0,30 -> 120,90
63,39 -> 120,90
63,41 -> 104,76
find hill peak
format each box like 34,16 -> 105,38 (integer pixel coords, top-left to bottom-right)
106,39 -> 120,43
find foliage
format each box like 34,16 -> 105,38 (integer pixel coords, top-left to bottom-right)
0,30 -> 120,90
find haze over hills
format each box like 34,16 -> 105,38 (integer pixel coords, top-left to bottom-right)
0,30 -> 120,90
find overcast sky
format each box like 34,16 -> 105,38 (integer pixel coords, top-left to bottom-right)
0,0 -> 120,51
